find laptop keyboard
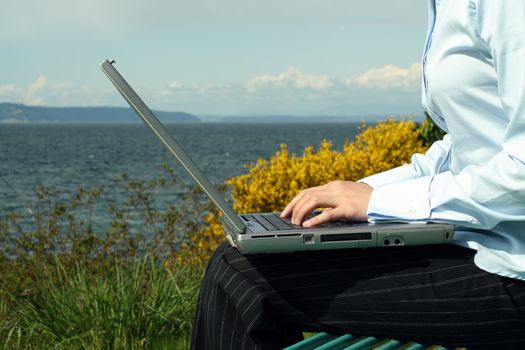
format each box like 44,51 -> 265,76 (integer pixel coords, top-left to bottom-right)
240,213 -> 294,230
242,213 -> 351,231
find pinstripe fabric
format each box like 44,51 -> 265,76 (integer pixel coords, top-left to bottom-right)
190,243 -> 525,350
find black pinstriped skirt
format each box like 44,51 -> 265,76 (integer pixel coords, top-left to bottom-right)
190,242 -> 525,350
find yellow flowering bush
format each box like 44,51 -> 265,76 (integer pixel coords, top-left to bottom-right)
228,118 -> 428,213
174,118 -> 430,265
167,211 -> 225,267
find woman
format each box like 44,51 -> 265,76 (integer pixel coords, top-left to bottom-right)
191,1 -> 525,349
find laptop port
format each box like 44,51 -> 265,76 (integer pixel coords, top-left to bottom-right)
303,234 -> 315,244
321,232 -> 372,243
383,236 -> 404,246
252,234 -> 275,239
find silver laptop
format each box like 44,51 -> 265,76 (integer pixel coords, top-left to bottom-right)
100,59 -> 454,254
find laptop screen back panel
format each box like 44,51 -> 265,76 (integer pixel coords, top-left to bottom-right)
100,59 -> 246,235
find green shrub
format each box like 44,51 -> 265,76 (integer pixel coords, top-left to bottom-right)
0,169 -> 206,349
0,258 -> 202,350
419,113 -> 446,145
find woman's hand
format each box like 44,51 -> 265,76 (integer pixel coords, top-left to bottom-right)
280,180 -> 373,227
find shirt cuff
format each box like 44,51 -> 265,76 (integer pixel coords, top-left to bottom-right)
358,164 -> 418,189
367,176 -> 432,221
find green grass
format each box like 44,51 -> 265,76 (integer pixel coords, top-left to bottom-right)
0,258 -> 203,349
0,169 -> 216,349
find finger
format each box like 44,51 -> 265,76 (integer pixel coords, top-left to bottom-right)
292,195 -> 327,226
280,191 -> 306,218
282,186 -> 321,218
291,187 -> 335,224
290,191 -> 315,224
303,208 -> 341,227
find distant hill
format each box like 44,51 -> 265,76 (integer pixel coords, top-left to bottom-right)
0,103 -> 200,123
219,115 -> 385,123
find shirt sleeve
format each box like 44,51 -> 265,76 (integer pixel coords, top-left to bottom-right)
368,1 -> 525,228
359,133 -> 452,189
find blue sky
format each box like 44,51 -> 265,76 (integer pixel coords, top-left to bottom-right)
0,0 -> 428,117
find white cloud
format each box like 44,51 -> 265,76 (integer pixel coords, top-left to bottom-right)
246,66 -> 335,92
167,81 -> 184,90
354,63 -> 421,90
0,84 -> 23,96
24,76 -> 48,105
0,77 -> 117,107
0,62 -> 421,115
163,80 -> 215,95
244,63 -> 420,95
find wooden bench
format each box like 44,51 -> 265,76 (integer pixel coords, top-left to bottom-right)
283,332 -> 466,350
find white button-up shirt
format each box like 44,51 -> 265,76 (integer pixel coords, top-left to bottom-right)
361,0 -> 525,280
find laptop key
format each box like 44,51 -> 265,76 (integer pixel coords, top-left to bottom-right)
264,214 -> 299,230
254,215 -> 278,231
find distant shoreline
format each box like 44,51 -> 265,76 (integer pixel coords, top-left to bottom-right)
0,120 -> 370,125
0,102 -> 425,124
0,103 -> 200,124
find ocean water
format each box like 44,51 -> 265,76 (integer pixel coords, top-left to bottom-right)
0,123 -> 360,227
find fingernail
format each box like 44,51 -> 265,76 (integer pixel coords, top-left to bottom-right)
303,220 -> 311,227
